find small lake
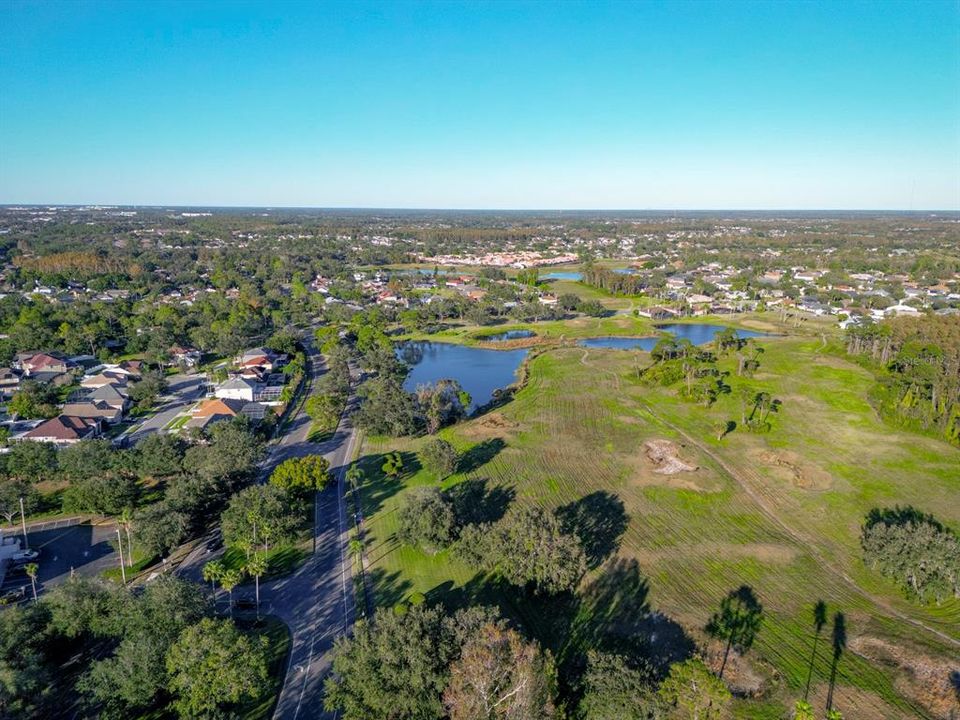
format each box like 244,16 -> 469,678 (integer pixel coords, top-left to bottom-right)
479,329 -> 536,342
612,267 -> 639,275
397,341 -> 528,413
542,271 -> 582,281
579,336 -> 657,351
656,324 -> 769,345
579,324 -> 771,350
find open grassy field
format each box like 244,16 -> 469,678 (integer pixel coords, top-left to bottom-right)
354,316 -> 960,719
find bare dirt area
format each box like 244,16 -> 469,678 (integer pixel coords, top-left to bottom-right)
754,449 -> 833,490
806,683 -> 911,720
703,642 -> 767,697
644,439 -> 698,474
461,412 -> 520,440
849,636 -> 960,720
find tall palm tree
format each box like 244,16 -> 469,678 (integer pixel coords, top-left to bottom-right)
24,563 -> 39,601
245,553 -> 267,621
119,508 -> 134,567
220,569 -> 243,617
202,559 -> 224,607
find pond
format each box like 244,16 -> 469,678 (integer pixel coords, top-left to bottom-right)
397,341 -> 528,413
579,324 -> 771,350
478,329 -> 536,342
579,336 -> 657,351
542,271 -> 582,281
656,324 -> 770,345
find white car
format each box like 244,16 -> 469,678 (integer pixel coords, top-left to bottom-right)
11,549 -> 39,564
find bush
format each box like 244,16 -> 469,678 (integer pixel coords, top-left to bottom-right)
419,439 -> 459,479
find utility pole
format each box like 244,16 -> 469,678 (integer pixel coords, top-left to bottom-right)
19,497 -> 29,549
116,528 -> 127,585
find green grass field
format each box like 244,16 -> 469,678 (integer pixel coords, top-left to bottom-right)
354,317 -> 959,719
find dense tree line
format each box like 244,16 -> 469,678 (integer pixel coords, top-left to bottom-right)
846,316 -> 960,446
0,576 -> 273,719
861,506 -> 960,604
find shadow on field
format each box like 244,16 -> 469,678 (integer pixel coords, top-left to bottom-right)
556,491 -> 629,569
457,438 -> 506,474
447,478 -> 515,526
355,451 -> 420,515
424,555 -> 695,697
367,566 -> 412,609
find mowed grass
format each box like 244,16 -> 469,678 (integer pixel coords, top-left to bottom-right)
356,322 -> 960,719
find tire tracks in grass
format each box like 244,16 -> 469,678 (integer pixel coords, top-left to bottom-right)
579,347 -> 960,650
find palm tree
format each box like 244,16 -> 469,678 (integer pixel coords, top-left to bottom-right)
24,563 -> 38,601
246,553 -> 267,620
220,568 -> 243,617
119,508 -> 134,567
202,559 -> 224,607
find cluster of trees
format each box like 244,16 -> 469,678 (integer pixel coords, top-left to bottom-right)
861,506 -> 960,605
846,316 -> 960,446
355,376 -> 470,437
324,601 -> 738,720
0,421 -> 264,564
581,263 -> 649,296
0,576 -> 273,719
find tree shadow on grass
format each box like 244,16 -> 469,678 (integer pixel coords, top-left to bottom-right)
446,478 -> 515,527
353,451 -> 419,516
556,491 -> 629,569
367,566 -> 412,611
456,438 -> 506,474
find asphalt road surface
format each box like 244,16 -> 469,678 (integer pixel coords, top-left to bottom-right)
126,372 -> 206,442
267,343 -> 358,720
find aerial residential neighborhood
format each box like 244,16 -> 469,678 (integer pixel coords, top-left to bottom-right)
2,2 -> 959,720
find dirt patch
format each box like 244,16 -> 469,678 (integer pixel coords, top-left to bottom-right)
461,412 -> 520,440
644,439 -> 698,475
849,636 -> 960,720
806,682 -> 909,720
754,449 -> 833,490
703,642 -> 766,697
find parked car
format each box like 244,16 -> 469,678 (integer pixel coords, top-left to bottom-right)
10,549 -> 39,564
233,595 -> 257,610
0,587 -> 26,605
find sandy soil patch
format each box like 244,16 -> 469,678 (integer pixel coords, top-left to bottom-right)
644,439 -> 698,474
849,636 -> 960,720
754,449 -> 833,490
703,642 -> 766,697
460,412 -> 520,440
806,683 -> 912,720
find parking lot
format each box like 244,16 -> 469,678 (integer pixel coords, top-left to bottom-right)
1,518 -> 119,602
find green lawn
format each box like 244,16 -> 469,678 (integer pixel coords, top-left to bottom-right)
355,317 -> 960,719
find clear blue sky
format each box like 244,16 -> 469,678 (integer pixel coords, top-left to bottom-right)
2,0 -> 958,209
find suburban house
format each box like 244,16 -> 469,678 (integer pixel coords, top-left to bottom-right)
215,376 -> 257,402
85,382 -> 130,410
170,345 -> 202,368
0,367 -> 22,398
237,347 -> 284,373
60,400 -> 124,423
186,397 -> 247,430
13,351 -> 70,376
637,306 -> 679,320
19,415 -> 100,446
81,370 -> 130,389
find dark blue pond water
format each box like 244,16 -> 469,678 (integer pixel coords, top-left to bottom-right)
580,336 -> 657,350
579,324 -> 770,350
397,341 -> 528,412
656,324 -> 769,345
542,271 -> 582,281
479,329 -> 536,342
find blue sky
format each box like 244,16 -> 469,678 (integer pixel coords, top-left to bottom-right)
1,0 -> 958,209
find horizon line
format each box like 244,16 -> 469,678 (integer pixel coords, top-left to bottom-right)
2,203 -> 958,214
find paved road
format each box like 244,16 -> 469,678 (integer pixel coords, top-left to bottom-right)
125,372 -> 206,442
173,342 -> 358,720
266,343 -> 358,720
